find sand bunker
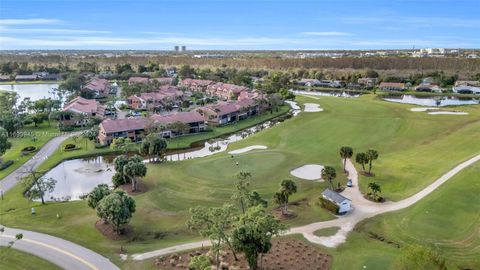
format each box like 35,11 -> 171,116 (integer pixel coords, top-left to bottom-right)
304,103 -> 324,112
228,145 -> 268,154
290,164 -> 324,181
428,111 -> 469,115
410,107 -> 439,112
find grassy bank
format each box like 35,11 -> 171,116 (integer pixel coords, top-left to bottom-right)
327,161 -> 480,269
0,247 -> 62,270
0,94 -> 479,268
0,80 -> 64,85
0,123 -> 60,180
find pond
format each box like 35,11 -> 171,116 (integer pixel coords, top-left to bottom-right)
383,94 -> 479,106
291,89 -> 361,98
37,156 -> 115,201
40,103 -> 297,201
0,83 -> 59,104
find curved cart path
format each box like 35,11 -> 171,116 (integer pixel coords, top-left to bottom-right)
0,226 -> 119,270
132,154 -> 480,260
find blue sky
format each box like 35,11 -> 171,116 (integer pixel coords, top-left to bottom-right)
0,0 -> 479,50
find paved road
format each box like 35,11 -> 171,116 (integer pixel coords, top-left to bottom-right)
0,132 -> 78,192
0,226 -> 119,270
131,154 -> 480,260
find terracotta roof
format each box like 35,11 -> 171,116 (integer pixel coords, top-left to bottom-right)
207,82 -> 249,93
63,96 -> 105,116
379,82 -> 405,88
100,118 -> 150,134
128,77 -> 150,84
150,111 -> 204,125
180,79 -> 214,87
151,77 -> 174,85
84,78 -> 110,93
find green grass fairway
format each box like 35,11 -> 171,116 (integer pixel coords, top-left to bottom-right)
314,227 -> 340,237
328,160 -> 480,269
0,94 -> 479,268
0,247 -> 62,270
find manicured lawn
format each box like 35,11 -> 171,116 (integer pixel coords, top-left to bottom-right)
0,123 -> 59,180
314,227 -> 340,237
0,94 -> 479,268
0,247 -> 62,270
327,161 -> 480,269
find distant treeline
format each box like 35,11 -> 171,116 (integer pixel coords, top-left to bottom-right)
1,54 -> 479,74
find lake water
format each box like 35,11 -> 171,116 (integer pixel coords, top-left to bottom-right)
40,102 -> 297,201
38,156 -> 115,201
0,83 -> 59,103
291,89 -> 361,97
383,95 -> 479,107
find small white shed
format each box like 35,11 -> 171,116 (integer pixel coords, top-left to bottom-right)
322,188 -> 351,214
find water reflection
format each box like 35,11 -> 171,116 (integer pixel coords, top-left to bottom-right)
37,156 -> 115,201
383,95 -> 479,106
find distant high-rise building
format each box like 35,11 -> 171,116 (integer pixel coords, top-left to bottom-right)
174,46 -> 179,52
181,45 -> 187,52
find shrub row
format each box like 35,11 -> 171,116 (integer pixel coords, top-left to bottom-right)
319,197 -> 340,214
0,160 -> 14,171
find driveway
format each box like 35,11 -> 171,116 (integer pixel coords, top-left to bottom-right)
131,154 -> 480,259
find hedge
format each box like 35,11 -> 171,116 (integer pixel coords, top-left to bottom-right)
0,160 -> 14,171
319,197 -> 340,214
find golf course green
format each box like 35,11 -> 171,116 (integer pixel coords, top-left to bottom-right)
1,94 -> 479,269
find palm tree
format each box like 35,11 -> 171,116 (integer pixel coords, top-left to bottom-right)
368,182 -> 381,200
355,152 -> 368,171
321,166 -> 337,190
366,149 -> 379,175
274,179 -> 297,215
339,146 -> 353,172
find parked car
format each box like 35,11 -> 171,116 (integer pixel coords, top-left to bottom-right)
347,179 -> 353,187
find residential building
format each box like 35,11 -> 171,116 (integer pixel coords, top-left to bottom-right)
378,82 -> 406,91
197,98 -> 259,126
415,83 -> 442,93
62,96 -> 106,126
206,82 -> 250,100
297,79 -> 321,87
128,77 -> 175,86
127,86 -> 184,111
15,74 -> 38,81
150,111 -> 206,138
82,78 -> 111,98
0,75 -> 11,81
98,111 -> 206,144
179,79 -> 214,92
452,80 -> 480,94
321,189 -> 351,214
98,118 -> 150,145
357,78 -> 378,88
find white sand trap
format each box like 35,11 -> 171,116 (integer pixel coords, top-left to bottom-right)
290,164 -> 324,181
228,145 -> 268,154
410,107 -> 439,112
304,103 -> 324,112
428,111 -> 469,115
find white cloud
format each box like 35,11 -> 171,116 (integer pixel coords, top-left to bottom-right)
301,31 -> 352,36
0,27 -> 111,34
0,18 -> 62,25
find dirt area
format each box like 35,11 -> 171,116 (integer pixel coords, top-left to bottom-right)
119,180 -> 149,195
153,237 -> 332,270
95,220 -> 134,241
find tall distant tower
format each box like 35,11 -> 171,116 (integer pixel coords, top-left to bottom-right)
181,45 -> 187,52
174,46 -> 179,52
